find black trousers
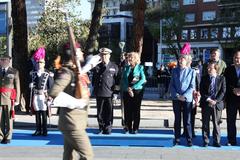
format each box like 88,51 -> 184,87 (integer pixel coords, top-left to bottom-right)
96,97 -> 113,132
173,100 -> 192,142
202,105 -> 221,144
35,111 -> 47,134
226,101 -> 240,144
123,89 -> 143,132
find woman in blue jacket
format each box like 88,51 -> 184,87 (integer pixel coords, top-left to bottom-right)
121,52 -> 146,134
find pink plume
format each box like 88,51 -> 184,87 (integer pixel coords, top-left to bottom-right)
33,47 -> 45,62
180,43 -> 191,55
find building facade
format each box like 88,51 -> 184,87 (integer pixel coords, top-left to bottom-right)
25,0 -> 47,29
158,0 -> 240,65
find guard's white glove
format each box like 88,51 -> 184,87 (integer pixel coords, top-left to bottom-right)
81,54 -> 101,74
29,82 -> 34,88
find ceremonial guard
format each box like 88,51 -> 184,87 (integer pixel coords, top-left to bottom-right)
30,48 -> 54,136
92,48 -> 119,134
0,54 -> 20,144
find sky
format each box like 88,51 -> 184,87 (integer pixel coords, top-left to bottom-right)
78,0 -> 91,20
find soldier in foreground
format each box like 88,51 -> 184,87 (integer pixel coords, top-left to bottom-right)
49,43 -> 94,160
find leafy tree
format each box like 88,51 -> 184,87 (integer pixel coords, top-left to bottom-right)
28,0 -> 90,62
146,0 -> 185,60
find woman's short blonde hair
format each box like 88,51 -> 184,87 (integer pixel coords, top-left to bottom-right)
179,54 -> 192,66
128,52 -> 140,64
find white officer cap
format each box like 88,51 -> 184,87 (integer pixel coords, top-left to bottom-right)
99,47 -> 112,55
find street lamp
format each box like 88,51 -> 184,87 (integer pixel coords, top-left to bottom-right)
119,41 -> 125,53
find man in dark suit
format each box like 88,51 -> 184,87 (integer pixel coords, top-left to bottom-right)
225,49 -> 240,146
92,48 -> 119,134
200,62 -> 226,147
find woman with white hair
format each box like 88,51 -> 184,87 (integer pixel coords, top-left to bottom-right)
121,52 -> 146,134
170,43 -> 196,146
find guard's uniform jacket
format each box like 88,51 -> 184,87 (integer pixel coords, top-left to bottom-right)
92,62 -> 119,134
49,64 -> 94,160
0,67 -> 20,142
30,70 -> 53,111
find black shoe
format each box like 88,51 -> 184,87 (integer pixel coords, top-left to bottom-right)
203,143 -> 208,147
32,131 -> 41,136
103,130 -> 111,135
213,143 -> 221,147
187,140 -> 193,147
226,142 -> 237,146
1,139 -> 10,144
97,130 -> 103,134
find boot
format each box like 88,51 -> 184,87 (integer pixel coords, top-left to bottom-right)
42,111 -> 48,136
32,111 -> 41,136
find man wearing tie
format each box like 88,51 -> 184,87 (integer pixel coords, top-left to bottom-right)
0,54 -> 20,144
200,62 -> 226,147
225,49 -> 240,146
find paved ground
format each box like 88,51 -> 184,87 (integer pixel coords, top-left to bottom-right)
1,90 -> 240,160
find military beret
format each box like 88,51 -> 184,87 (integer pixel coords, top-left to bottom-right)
64,42 -> 81,50
99,47 -> 112,54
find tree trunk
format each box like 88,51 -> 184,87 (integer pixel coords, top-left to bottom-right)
84,0 -> 103,55
132,0 -> 146,57
11,0 -> 29,111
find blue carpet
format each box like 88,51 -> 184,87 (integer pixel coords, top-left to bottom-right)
0,129 -> 240,150
0,129 -> 173,147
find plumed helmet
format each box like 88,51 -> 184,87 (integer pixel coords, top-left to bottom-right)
33,47 -> 45,62
180,42 -> 191,55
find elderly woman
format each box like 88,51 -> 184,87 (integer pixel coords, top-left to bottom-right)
121,52 -> 146,134
170,53 -> 196,146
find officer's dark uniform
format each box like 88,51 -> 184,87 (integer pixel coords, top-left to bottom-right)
92,61 -> 119,134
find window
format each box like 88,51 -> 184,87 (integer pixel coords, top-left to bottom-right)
234,27 -> 240,38
202,11 -> 216,21
210,28 -> 218,39
182,30 -> 188,40
222,27 -> 231,38
200,28 -> 208,39
105,2 -> 109,7
171,1 -> 179,8
203,0 -> 216,2
190,29 -> 197,40
183,0 -> 195,5
185,13 -> 195,22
